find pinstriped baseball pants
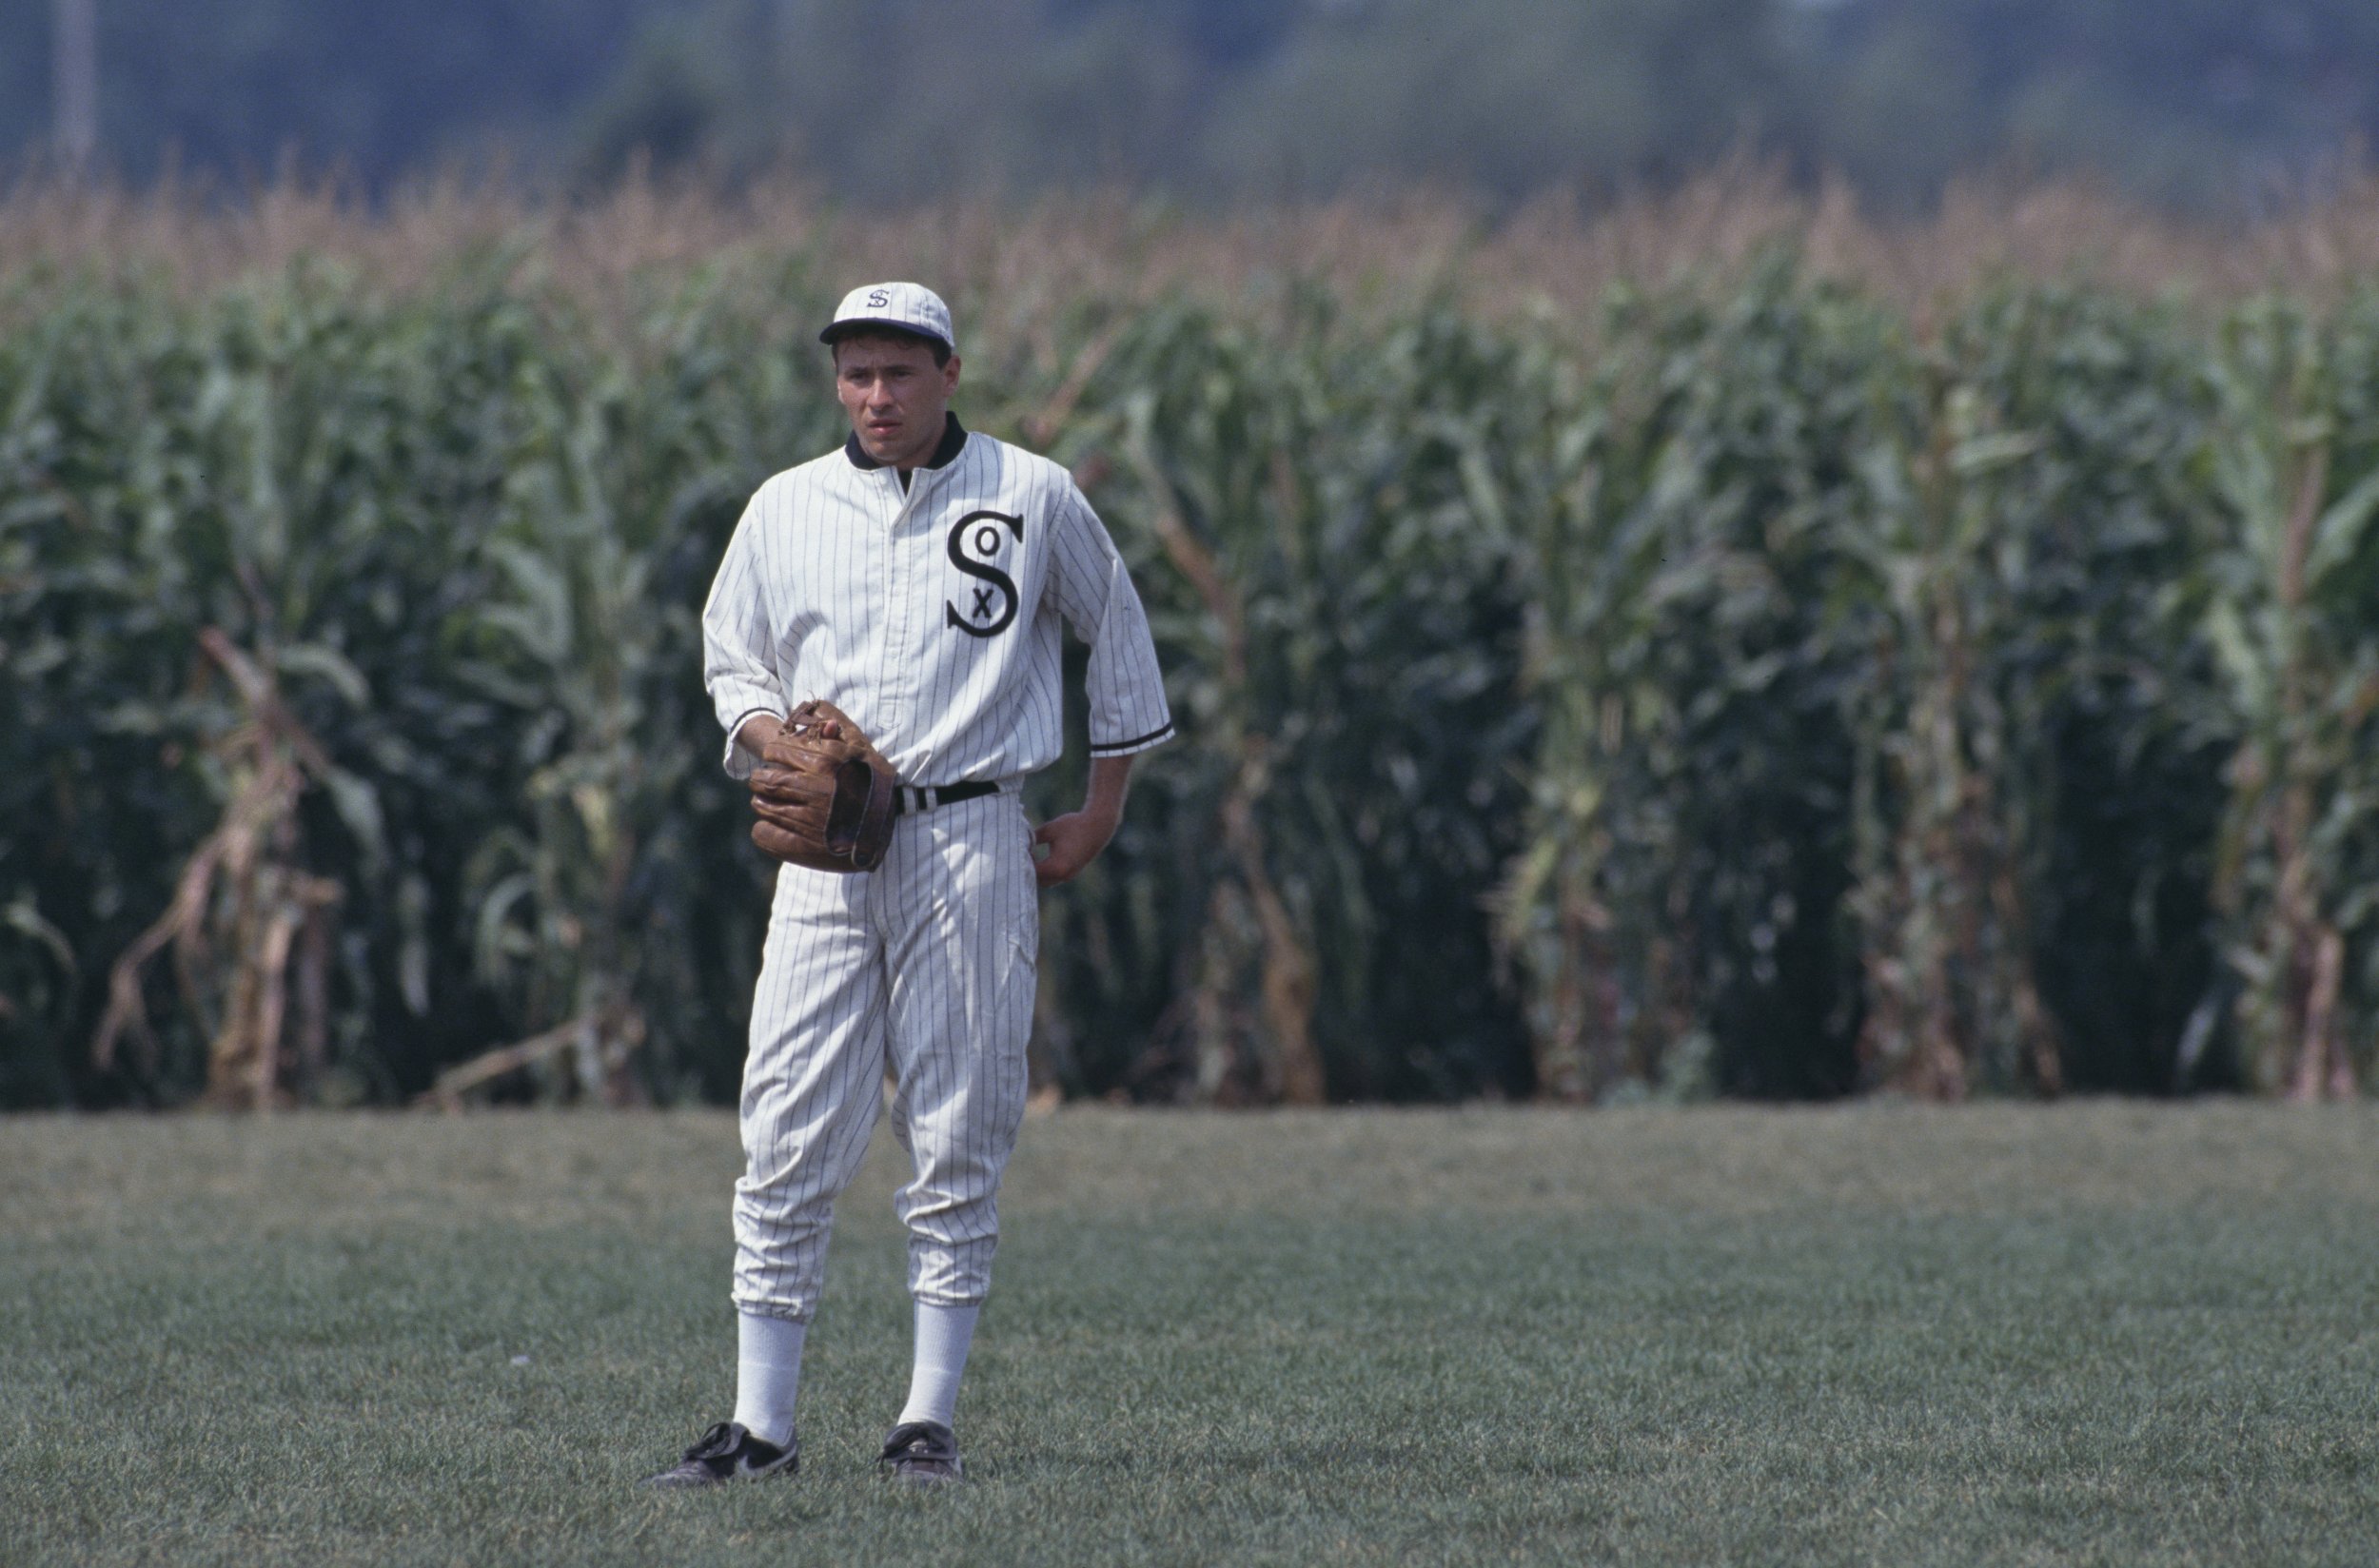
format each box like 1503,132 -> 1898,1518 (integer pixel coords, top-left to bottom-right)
732,791 -> 1038,1323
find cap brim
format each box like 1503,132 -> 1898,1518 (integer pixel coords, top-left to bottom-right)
819,317 -> 952,350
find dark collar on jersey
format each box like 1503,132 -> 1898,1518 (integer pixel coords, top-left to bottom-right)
843,412 -> 968,473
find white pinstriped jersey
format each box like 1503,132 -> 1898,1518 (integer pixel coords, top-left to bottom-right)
702,416 -> 1174,785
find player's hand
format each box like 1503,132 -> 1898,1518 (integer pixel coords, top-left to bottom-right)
736,712 -> 788,757
1032,808 -> 1119,887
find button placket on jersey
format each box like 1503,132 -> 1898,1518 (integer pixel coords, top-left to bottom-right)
881,464 -> 946,742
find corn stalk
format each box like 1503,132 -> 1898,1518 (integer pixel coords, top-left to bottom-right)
2200,303 -> 2379,1098
1120,387 -> 1326,1104
92,630 -> 344,1108
1844,374 -> 2062,1098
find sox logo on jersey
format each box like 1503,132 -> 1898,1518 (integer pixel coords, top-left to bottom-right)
947,511 -> 1022,637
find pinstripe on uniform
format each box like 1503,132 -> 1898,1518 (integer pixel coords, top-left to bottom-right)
702,415 -> 1170,1323
705,418 -> 1172,788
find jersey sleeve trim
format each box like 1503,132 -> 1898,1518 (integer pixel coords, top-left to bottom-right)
718,704 -> 784,779
1089,720 -> 1176,756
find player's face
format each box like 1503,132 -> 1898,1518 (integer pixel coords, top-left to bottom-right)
835,337 -> 961,470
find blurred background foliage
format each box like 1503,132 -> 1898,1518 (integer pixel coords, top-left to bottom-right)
8,1 -> 2379,214
5,217 -> 2379,1109
9,6 -> 2379,1112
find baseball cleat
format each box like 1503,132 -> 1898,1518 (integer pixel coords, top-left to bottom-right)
642,1421 -> 798,1489
877,1421 -> 963,1488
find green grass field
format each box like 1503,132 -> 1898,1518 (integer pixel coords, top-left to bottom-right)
6,1105 -> 2377,1566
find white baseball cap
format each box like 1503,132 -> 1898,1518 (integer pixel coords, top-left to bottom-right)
819,282 -> 955,355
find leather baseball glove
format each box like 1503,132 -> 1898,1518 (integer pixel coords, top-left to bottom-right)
746,699 -> 898,872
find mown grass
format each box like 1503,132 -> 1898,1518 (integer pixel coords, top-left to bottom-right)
6,1106 -> 2377,1566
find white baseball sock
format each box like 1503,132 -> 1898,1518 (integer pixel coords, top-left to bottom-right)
732,1311 -> 806,1448
895,1301 -> 979,1430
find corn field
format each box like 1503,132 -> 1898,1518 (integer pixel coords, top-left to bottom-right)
7,193 -> 2379,1108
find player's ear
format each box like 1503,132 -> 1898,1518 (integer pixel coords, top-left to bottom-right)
943,354 -> 961,395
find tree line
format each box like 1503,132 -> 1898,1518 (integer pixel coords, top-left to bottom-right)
9,0 -> 2379,214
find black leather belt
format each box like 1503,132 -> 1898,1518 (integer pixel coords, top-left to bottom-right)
892,781 -> 1000,817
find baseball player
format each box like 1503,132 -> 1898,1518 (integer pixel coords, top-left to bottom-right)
645,282 -> 1172,1490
